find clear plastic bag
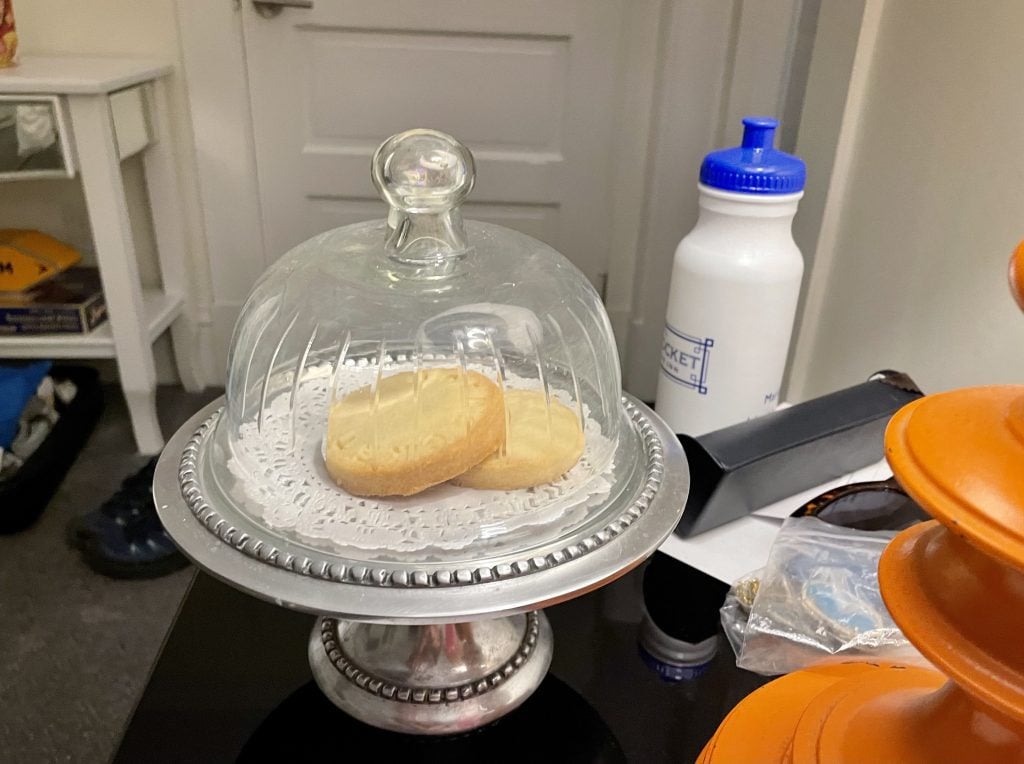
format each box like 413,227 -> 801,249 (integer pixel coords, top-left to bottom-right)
721,516 -> 925,676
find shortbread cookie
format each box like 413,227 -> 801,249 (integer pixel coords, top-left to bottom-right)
453,390 -> 584,490
325,368 -> 504,496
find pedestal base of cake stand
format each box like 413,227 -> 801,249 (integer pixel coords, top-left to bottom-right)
308,611 -> 554,735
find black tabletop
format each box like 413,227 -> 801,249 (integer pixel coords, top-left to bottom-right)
114,564 -> 765,763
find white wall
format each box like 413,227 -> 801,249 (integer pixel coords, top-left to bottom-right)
0,0 -> 212,384
788,0 -> 1024,398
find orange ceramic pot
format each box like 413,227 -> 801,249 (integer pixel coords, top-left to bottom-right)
703,244 -> 1024,763
703,387 -> 1024,763
703,369 -> 1024,760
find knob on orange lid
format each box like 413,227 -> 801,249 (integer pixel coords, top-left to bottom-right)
1012,240 -> 1024,312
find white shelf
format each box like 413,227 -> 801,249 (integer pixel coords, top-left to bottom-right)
0,57 -> 172,95
0,290 -> 183,359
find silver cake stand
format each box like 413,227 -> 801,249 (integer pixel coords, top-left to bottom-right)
153,394 -> 688,735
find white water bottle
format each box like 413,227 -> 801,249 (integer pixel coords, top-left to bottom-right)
655,116 -> 806,436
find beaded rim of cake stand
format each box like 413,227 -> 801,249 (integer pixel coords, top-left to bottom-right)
177,396 -> 664,589
318,612 -> 541,702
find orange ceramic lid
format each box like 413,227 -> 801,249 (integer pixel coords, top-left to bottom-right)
703,663 -> 883,763
879,519 -> 1024,723
885,385 -> 1024,569
789,665 -> 946,764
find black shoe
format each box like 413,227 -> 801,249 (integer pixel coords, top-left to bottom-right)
80,502 -> 190,580
66,457 -> 158,549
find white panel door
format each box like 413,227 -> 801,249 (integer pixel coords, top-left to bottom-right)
241,0 -> 627,289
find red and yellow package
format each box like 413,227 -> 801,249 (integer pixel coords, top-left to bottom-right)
0,0 -> 16,68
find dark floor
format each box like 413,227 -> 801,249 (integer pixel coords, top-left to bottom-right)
0,386 -> 220,763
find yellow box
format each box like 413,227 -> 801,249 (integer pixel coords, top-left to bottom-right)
0,230 -> 82,292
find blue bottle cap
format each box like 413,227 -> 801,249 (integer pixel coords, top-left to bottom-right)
638,643 -> 713,683
700,116 -> 806,194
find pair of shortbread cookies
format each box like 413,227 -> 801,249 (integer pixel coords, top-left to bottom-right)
325,368 -> 584,497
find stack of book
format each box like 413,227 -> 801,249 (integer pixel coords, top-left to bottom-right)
0,230 -> 106,335
0,267 -> 107,335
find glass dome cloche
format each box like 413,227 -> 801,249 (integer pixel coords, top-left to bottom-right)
156,128 -> 688,736
203,128 -> 640,564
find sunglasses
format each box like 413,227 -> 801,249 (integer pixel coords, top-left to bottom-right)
789,476 -> 929,531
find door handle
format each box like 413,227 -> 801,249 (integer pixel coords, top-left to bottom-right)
252,0 -> 313,18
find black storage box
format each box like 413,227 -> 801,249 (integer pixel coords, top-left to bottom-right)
674,372 -> 922,537
0,365 -> 104,533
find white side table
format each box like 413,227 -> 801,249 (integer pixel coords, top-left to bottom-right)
0,57 -> 203,454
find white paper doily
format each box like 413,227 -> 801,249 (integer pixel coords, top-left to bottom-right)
226,363 -> 617,555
